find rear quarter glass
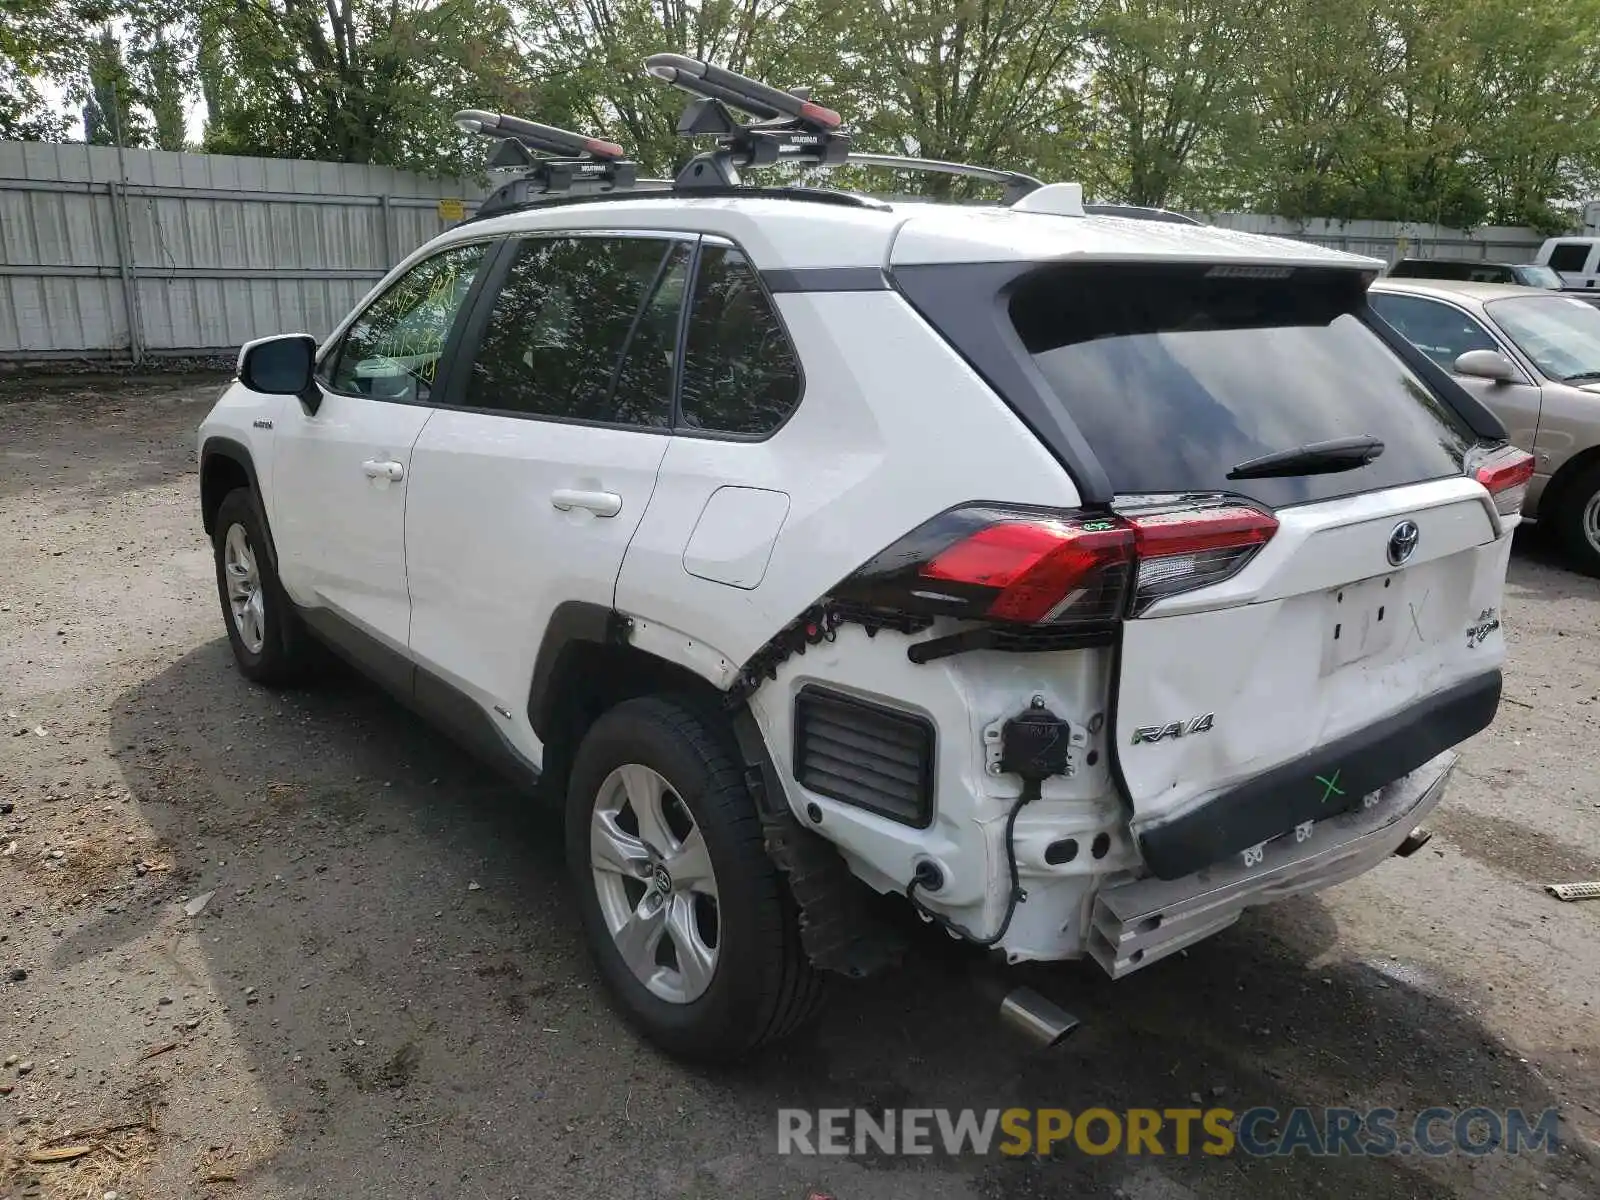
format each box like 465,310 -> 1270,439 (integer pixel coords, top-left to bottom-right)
1007,263 -> 1476,510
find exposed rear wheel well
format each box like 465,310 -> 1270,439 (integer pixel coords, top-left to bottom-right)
532,639 -> 726,806
201,449 -> 252,536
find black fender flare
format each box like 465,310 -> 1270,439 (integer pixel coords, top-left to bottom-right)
525,600 -> 629,743
200,437 -> 279,570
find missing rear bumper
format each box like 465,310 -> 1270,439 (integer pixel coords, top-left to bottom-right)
1088,751 -> 1456,979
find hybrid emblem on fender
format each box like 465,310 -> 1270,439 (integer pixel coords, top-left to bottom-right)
1131,713 -> 1215,745
1387,519 -> 1420,566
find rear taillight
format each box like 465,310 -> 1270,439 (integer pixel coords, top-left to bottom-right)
832,498 -> 1277,629
1123,502 -> 1278,614
1469,444 -> 1535,517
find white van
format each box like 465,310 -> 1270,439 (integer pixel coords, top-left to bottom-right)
1535,236 -> 1600,291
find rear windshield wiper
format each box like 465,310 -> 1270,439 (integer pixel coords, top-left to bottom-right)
1227,436 -> 1385,480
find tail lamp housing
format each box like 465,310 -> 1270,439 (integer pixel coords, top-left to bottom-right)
832,497 -> 1278,629
1467,443 -> 1536,518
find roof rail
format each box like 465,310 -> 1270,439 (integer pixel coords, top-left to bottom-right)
845,153 -> 1042,205
644,54 -> 1044,203
454,109 -> 645,217
1082,202 -> 1201,226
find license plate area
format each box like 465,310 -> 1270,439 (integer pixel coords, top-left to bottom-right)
1321,571 -> 1404,673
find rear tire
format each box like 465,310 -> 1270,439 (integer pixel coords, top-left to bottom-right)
565,694 -> 824,1062
212,488 -> 311,685
1553,462 -> 1600,578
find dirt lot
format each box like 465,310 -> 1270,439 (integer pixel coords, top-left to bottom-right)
2,380 -> 1598,1200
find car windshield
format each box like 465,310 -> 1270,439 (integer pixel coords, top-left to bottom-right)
1514,265 -> 1564,289
1485,295 -> 1600,381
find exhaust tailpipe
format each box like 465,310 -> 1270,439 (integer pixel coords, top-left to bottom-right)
1394,826 -> 1433,857
998,986 -> 1079,1048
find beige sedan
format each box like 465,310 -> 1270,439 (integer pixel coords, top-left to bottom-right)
1370,278 -> 1600,576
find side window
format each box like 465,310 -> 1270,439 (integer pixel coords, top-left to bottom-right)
463,236 -> 681,426
1548,242 -> 1593,274
679,245 -> 801,436
326,243 -> 486,402
1370,294 -> 1498,371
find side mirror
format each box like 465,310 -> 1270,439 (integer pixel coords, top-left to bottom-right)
239,334 -> 322,413
1453,348 -> 1517,384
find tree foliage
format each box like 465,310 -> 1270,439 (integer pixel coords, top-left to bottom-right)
190,0 -> 534,172
83,25 -> 149,145
4,0 -> 1600,225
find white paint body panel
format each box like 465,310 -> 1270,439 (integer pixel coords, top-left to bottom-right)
270,391 -> 434,648
682,486 -> 791,589
403,411 -> 670,763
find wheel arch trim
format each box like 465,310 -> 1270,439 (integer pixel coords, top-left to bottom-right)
200,437 -> 279,570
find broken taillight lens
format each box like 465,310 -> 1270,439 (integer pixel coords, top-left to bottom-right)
832,499 -> 1277,628
1468,444 -> 1536,517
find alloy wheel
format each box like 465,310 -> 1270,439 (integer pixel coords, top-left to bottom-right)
589,763 -> 721,1004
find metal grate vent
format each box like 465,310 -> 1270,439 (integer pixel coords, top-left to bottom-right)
793,686 -> 935,828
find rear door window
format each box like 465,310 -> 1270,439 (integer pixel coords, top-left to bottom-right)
1011,264 -> 1475,509
462,235 -> 686,427
1367,293 -> 1500,371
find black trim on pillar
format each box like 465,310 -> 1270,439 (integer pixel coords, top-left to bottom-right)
760,266 -> 889,293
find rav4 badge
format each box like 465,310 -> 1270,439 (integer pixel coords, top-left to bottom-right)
1130,713 -> 1215,745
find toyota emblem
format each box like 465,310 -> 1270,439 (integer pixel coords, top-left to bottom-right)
1387,520 -> 1420,566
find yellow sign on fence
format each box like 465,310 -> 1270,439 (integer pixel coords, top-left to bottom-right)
437,198 -> 465,222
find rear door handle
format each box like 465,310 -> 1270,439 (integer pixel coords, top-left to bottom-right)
362,459 -> 404,481
551,489 -> 622,518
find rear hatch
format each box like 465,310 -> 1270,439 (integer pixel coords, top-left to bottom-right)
890,230 -> 1521,879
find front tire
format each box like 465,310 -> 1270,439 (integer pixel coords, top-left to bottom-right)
565,695 -> 823,1062
212,488 -> 310,685
1553,461 -> 1600,578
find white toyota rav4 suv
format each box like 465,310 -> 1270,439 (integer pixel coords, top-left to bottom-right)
197,58 -> 1528,1062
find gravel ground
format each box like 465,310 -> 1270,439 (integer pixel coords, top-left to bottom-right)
1,381 -> 1598,1200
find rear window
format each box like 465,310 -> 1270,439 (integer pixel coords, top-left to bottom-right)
1389,260 -> 1480,281
1548,242 -> 1595,274
1009,264 -> 1475,509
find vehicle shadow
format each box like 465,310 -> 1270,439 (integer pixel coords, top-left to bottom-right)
1508,522 -> 1599,601
84,640 -> 1595,1199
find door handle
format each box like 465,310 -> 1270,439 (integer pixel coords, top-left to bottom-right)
362,459 -> 404,481
551,489 -> 622,518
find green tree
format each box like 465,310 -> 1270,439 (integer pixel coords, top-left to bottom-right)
0,0 -> 112,139
829,0 -> 1090,196
139,31 -> 188,150
194,0 -> 531,173
1465,0 -> 1600,229
1241,0 -> 1401,218
1081,0 -> 1266,209
83,24 -> 150,145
